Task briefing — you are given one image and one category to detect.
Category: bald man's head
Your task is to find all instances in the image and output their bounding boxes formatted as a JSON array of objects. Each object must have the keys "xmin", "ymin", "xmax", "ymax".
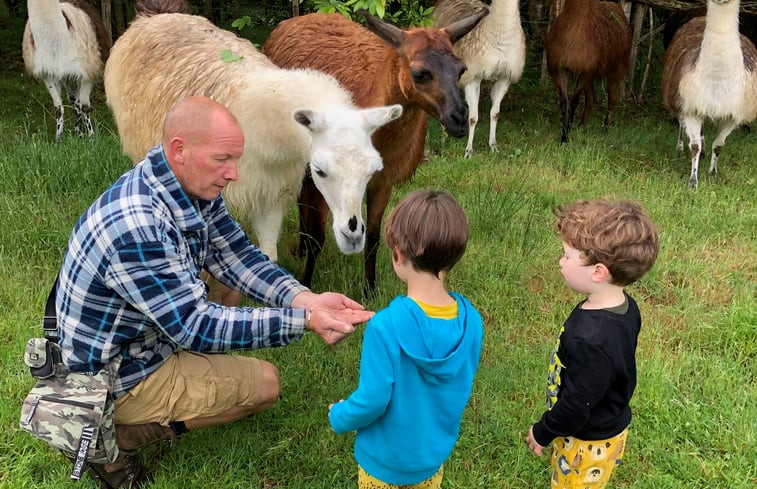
[
  {"xmin": 162, "ymin": 96, "xmax": 240, "ymax": 146},
  {"xmin": 161, "ymin": 96, "xmax": 245, "ymax": 201}
]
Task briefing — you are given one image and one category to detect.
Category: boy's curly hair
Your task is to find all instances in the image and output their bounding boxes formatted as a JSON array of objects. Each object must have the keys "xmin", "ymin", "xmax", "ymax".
[
  {"xmin": 554, "ymin": 200, "xmax": 659, "ymax": 286},
  {"xmin": 384, "ymin": 190, "xmax": 469, "ymax": 278}
]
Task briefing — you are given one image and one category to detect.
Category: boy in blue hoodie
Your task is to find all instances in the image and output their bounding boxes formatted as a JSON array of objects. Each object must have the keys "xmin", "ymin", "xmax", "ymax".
[{"xmin": 328, "ymin": 189, "xmax": 484, "ymax": 488}]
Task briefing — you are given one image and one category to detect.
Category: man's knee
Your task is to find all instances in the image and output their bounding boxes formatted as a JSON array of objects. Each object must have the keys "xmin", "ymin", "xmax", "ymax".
[{"xmin": 256, "ymin": 360, "xmax": 281, "ymax": 407}]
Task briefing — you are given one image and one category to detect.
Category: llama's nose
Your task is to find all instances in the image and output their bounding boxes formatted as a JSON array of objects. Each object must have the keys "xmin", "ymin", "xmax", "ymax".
[
  {"xmin": 341, "ymin": 219, "xmax": 365, "ymax": 247},
  {"xmin": 446, "ymin": 104, "xmax": 469, "ymax": 138}
]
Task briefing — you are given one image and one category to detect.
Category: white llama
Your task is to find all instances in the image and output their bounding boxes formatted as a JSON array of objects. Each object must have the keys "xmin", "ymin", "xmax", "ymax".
[
  {"xmin": 22, "ymin": 0, "xmax": 111, "ymax": 142},
  {"xmin": 662, "ymin": 0, "xmax": 757, "ymax": 187},
  {"xmin": 433, "ymin": 0, "xmax": 526, "ymax": 158}
]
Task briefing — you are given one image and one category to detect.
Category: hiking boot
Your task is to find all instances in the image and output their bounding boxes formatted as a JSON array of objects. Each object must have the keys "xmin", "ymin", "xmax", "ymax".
[
  {"xmin": 88, "ymin": 451, "xmax": 146, "ymax": 489},
  {"xmin": 115, "ymin": 423, "xmax": 177, "ymax": 452}
]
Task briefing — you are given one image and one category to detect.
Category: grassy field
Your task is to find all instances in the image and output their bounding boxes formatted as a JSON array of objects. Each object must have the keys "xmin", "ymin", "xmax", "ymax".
[{"xmin": 0, "ymin": 12, "xmax": 755, "ymax": 489}]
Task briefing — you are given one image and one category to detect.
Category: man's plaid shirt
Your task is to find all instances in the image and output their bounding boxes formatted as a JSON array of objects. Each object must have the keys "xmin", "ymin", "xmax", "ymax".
[{"xmin": 56, "ymin": 145, "xmax": 309, "ymax": 398}]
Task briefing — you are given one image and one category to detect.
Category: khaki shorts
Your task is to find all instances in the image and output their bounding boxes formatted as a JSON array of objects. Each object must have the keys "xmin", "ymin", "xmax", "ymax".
[{"xmin": 114, "ymin": 351, "xmax": 263, "ymax": 425}]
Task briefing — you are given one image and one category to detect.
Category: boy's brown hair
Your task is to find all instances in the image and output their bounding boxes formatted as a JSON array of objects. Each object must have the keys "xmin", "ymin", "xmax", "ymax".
[
  {"xmin": 384, "ymin": 190, "xmax": 469, "ymax": 278},
  {"xmin": 554, "ymin": 199, "xmax": 659, "ymax": 286}
]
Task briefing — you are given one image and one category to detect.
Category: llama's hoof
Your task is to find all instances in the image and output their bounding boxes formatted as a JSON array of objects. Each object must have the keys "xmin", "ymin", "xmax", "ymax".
[
  {"xmin": 688, "ymin": 177, "xmax": 698, "ymax": 188},
  {"xmin": 463, "ymin": 148, "xmax": 473, "ymax": 159},
  {"xmin": 489, "ymin": 144, "xmax": 499, "ymax": 154}
]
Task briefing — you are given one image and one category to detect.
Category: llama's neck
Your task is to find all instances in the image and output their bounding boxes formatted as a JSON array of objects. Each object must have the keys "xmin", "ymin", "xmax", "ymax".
[
  {"xmin": 490, "ymin": 0, "xmax": 522, "ymax": 28},
  {"xmin": 700, "ymin": 0, "xmax": 742, "ymax": 67},
  {"xmin": 27, "ymin": 0, "xmax": 68, "ymax": 31},
  {"xmin": 704, "ymin": 0, "xmax": 741, "ymax": 37}
]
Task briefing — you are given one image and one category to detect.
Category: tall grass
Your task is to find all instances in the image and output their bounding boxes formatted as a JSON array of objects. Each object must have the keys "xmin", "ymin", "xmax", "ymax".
[{"xmin": 0, "ymin": 17, "xmax": 755, "ymax": 489}]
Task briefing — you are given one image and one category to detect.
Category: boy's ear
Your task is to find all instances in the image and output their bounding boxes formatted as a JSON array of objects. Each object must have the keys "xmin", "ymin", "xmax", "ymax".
[
  {"xmin": 592, "ymin": 263, "xmax": 612, "ymax": 283},
  {"xmin": 392, "ymin": 249, "xmax": 405, "ymax": 265}
]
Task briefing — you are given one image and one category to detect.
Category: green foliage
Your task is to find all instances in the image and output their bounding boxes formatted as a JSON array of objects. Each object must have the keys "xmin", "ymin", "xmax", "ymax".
[
  {"xmin": 230, "ymin": 15, "xmax": 253, "ymax": 31},
  {"xmin": 310, "ymin": 0, "xmax": 434, "ymax": 26}
]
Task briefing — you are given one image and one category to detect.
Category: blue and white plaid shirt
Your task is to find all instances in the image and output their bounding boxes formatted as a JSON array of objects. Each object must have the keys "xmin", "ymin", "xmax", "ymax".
[{"xmin": 57, "ymin": 145, "xmax": 309, "ymax": 398}]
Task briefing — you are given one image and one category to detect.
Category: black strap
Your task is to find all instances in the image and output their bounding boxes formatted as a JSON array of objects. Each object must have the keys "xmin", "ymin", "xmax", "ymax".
[{"xmin": 43, "ymin": 275, "xmax": 59, "ymax": 340}]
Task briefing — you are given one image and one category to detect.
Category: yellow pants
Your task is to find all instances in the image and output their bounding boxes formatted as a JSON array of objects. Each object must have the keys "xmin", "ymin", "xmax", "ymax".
[
  {"xmin": 358, "ymin": 465, "xmax": 443, "ymax": 489},
  {"xmin": 550, "ymin": 429, "xmax": 628, "ymax": 488}
]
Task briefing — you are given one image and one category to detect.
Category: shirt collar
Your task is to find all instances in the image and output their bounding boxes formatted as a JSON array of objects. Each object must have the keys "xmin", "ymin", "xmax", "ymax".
[{"xmin": 141, "ymin": 144, "xmax": 215, "ymax": 233}]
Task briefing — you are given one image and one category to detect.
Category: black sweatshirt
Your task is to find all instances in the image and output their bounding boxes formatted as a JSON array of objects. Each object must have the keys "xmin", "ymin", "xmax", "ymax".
[{"xmin": 532, "ymin": 293, "xmax": 640, "ymax": 446}]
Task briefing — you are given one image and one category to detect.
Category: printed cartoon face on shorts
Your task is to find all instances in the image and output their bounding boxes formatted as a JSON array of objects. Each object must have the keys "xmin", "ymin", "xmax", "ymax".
[
  {"xmin": 587, "ymin": 442, "xmax": 611, "ymax": 461},
  {"xmin": 583, "ymin": 467, "xmax": 604, "ymax": 483}
]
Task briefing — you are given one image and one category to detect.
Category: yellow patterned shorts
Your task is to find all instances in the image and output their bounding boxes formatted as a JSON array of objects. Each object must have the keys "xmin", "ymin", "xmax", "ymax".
[
  {"xmin": 550, "ymin": 429, "xmax": 628, "ymax": 489},
  {"xmin": 358, "ymin": 465, "xmax": 443, "ymax": 489}
]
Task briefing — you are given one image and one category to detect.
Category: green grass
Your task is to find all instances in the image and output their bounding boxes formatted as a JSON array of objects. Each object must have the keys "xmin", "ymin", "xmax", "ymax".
[{"xmin": 1, "ymin": 15, "xmax": 756, "ymax": 489}]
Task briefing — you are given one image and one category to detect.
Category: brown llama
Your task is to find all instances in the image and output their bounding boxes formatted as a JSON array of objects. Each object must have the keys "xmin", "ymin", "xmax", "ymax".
[
  {"xmin": 545, "ymin": 0, "xmax": 632, "ymax": 144},
  {"xmin": 135, "ymin": 0, "xmax": 190, "ymax": 16},
  {"xmin": 263, "ymin": 9, "xmax": 487, "ymax": 291}
]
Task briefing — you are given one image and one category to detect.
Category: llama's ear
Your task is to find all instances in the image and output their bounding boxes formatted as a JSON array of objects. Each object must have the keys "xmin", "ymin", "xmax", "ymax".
[
  {"xmin": 294, "ymin": 109, "xmax": 326, "ymax": 133},
  {"xmin": 443, "ymin": 7, "xmax": 488, "ymax": 44},
  {"xmin": 362, "ymin": 104, "xmax": 403, "ymax": 133},
  {"xmin": 357, "ymin": 9, "xmax": 404, "ymax": 50}
]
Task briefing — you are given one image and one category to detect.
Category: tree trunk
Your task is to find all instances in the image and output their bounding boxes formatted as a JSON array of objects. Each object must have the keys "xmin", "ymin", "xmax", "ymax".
[
  {"xmin": 114, "ymin": 0, "xmax": 126, "ymax": 36},
  {"xmin": 101, "ymin": 0, "xmax": 113, "ymax": 41},
  {"xmin": 203, "ymin": 0, "xmax": 213, "ymax": 21}
]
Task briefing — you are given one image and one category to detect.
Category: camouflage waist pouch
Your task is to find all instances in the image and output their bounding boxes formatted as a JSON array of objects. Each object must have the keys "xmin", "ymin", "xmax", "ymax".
[{"xmin": 19, "ymin": 348, "xmax": 121, "ymax": 480}]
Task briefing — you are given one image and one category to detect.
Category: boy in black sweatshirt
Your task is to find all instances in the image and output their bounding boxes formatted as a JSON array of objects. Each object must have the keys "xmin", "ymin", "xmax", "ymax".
[{"xmin": 525, "ymin": 199, "xmax": 659, "ymax": 488}]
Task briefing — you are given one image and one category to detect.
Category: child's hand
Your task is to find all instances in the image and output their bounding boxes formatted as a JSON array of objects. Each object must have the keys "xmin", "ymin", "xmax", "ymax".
[
  {"xmin": 525, "ymin": 426, "xmax": 545, "ymax": 456},
  {"xmin": 328, "ymin": 400, "xmax": 344, "ymax": 412}
]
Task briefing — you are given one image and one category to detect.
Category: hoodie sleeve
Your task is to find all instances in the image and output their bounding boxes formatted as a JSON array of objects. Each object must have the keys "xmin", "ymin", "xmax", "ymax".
[{"xmin": 329, "ymin": 320, "xmax": 395, "ymax": 434}]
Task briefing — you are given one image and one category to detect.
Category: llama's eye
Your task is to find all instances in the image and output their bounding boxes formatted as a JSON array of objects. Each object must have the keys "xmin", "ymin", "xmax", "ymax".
[
  {"xmin": 411, "ymin": 69, "xmax": 432, "ymax": 83},
  {"xmin": 314, "ymin": 168, "xmax": 327, "ymax": 178}
]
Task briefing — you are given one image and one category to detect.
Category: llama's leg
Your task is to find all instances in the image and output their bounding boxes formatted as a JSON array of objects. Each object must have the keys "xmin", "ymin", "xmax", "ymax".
[
  {"xmin": 676, "ymin": 123, "xmax": 685, "ymax": 153},
  {"xmin": 75, "ymin": 78, "xmax": 95, "ymax": 138},
  {"xmin": 463, "ymin": 80, "xmax": 481, "ymax": 158},
  {"xmin": 682, "ymin": 115, "xmax": 703, "ymax": 188},
  {"xmin": 43, "ymin": 77, "xmax": 65, "ymax": 143},
  {"xmin": 709, "ymin": 120, "xmax": 738, "ymax": 176},
  {"xmin": 489, "ymin": 78, "xmax": 511, "ymax": 153},
  {"xmin": 298, "ymin": 176, "xmax": 329, "ymax": 288},
  {"xmin": 551, "ymin": 70, "xmax": 571, "ymax": 144},
  {"xmin": 579, "ymin": 82, "xmax": 595, "ymax": 126},
  {"xmin": 605, "ymin": 70, "xmax": 624, "ymax": 127},
  {"xmin": 63, "ymin": 79, "xmax": 83, "ymax": 137},
  {"xmin": 252, "ymin": 202, "xmax": 284, "ymax": 263},
  {"xmin": 568, "ymin": 80, "xmax": 582, "ymax": 127},
  {"xmin": 364, "ymin": 177, "xmax": 395, "ymax": 293}
]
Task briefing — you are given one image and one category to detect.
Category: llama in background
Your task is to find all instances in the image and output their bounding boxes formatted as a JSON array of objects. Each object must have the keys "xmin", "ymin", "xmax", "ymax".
[
  {"xmin": 661, "ymin": 0, "xmax": 757, "ymax": 188},
  {"xmin": 545, "ymin": 0, "xmax": 631, "ymax": 144},
  {"xmin": 433, "ymin": 0, "xmax": 526, "ymax": 158},
  {"xmin": 22, "ymin": 0, "xmax": 111, "ymax": 143}
]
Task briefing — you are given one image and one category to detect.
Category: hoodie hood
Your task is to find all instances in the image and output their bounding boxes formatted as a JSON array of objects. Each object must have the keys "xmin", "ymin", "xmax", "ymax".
[{"xmin": 387, "ymin": 293, "xmax": 480, "ymax": 384}]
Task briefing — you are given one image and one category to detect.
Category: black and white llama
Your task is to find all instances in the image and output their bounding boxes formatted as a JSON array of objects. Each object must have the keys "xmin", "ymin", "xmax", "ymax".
[{"xmin": 22, "ymin": 0, "xmax": 111, "ymax": 142}]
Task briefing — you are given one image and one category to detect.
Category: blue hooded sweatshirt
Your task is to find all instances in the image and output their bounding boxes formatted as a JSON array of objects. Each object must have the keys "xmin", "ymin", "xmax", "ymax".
[{"xmin": 329, "ymin": 293, "xmax": 483, "ymax": 484}]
